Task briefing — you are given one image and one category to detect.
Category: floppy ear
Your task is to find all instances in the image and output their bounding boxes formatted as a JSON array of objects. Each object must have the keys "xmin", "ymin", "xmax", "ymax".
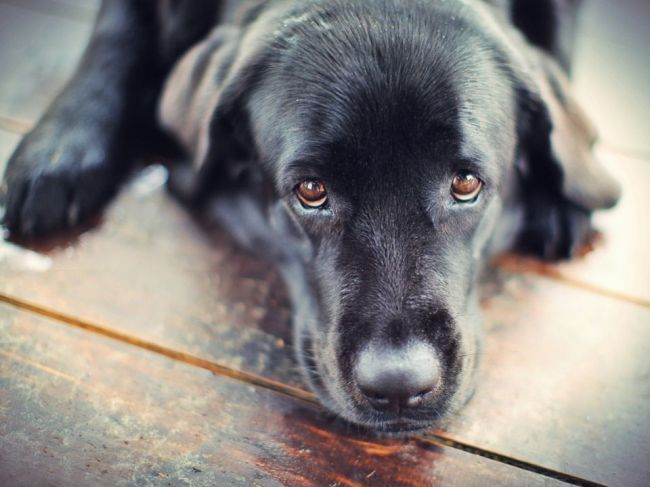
[
  {"xmin": 515, "ymin": 48, "xmax": 621, "ymax": 211},
  {"xmin": 158, "ymin": 24, "xmax": 260, "ymax": 203}
]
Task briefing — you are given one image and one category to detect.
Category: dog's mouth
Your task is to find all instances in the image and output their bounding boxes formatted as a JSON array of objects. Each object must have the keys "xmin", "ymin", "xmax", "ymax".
[
  {"xmin": 351, "ymin": 411, "xmax": 447, "ymax": 435},
  {"xmin": 364, "ymin": 419, "xmax": 435, "ymax": 435}
]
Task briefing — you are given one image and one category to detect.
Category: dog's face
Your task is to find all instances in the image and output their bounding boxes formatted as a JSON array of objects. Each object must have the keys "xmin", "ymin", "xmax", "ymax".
[
  {"xmin": 160, "ymin": 0, "xmax": 621, "ymax": 432},
  {"xmin": 250, "ymin": 3, "xmax": 517, "ymax": 431}
]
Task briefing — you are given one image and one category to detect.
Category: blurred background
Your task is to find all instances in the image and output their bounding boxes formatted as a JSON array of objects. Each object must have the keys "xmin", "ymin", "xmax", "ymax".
[
  {"xmin": 573, "ymin": 0, "xmax": 649, "ymax": 156},
  {"xmin": 0, "ymin": 0, "xmax": 648, "ymax": 157}
]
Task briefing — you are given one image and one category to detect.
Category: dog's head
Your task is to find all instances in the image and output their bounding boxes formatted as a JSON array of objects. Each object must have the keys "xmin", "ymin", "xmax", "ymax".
[{"xmin": 160, "ymin": 0, "xmax": 620, "ymax": 432}]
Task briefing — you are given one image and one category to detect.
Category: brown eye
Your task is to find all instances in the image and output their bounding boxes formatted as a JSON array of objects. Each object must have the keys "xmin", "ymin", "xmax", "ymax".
[
  {"xmin": 296, "ymin": 179, "xmax": 328, "ymax": 208},
  {"xmin": 451, "ymin": 171, "xmax": 483, "ymax": 202}
]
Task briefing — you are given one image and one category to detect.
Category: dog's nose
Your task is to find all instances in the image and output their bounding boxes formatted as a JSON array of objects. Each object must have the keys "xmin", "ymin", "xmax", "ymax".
[{"xmin": 355, "ymin": 342, "xmax": 440, "ymax": 413}]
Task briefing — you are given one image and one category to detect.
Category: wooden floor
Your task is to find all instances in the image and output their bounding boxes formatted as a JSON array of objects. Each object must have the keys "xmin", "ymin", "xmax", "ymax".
[{"xmin": 0, "ymin": 1, "xmax": 649, "ymax": 486}]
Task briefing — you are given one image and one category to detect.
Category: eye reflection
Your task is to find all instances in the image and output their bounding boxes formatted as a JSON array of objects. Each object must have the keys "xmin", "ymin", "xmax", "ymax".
[
  {"xmin": 296, "ymin": 179, "xmax": 328, "ymax": 209},
  {"xmin": 451, "ymin": 171, "xmax": 483, "ymax": 202}
]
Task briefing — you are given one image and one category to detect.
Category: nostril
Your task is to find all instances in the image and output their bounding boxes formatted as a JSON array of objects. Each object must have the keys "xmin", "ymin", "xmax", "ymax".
[
  {"xmin": 362, "ymin": 394, "xmax": 395, "ymax": 413},
  {"xmin": 415, "ymin": 388, "xmax": 433, "ymax": 398},
  {"xmin": 406, "ymin": 388, "xmax": 434, "ymax": 407},
  {"xmin": 411, "ymin": 389, "xmax": 433, "ymax": 400},
  {"xmin": 358, "ymin": 376, "xmax": 438, "ymax": 411},
  {"xmin": 359, "ymin": 384, "xmax": 436, "ymax": 412},
  {"xmin": 364, "ymin": 390, "xmax": 386, "ymax": 401},
  {"xmin": 359, "ymin": 387, "xmax": 391, "ymax": 408}
]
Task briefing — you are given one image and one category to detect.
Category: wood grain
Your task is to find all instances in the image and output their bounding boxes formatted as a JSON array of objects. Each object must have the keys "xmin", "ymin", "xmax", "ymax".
[{"xmin": 0, "ymin": 303, "xmax": 564, "ymax": 487}]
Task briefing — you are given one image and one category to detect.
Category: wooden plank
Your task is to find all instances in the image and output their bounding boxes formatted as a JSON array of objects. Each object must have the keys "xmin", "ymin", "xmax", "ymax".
[
  {"xmin": 497, "ymin": 147, "xmax": 650, "ymax": 305},
  {"xmin": 0, "ymin": 303, "xmax": 562, "ymax": 487},
  {"xmin": 446, "ymin": 269, "xmax": 650, "ymax": 487},
  {"xmin": 1, "ymin": 162, "xmax": 649, "ymax": 486},
  {"xmin": 0, "ymin": 2, "xmax": 93, "ymax": 127}
]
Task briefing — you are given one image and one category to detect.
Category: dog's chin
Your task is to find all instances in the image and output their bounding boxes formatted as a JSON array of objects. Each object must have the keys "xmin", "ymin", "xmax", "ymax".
[
  {"xmin": 310, "ymin": 386, "xmax": 443, "ymax": 435},
  {"xmin": 336, "ymin": 407, "xmax": 450, "ymax": 436},
  {"xmin": 347, "ymin": 402, "xmax": 454, "ymax": 436},
  {"xmin": 323, "ymin": 399, "xmax": 447, "ymax": 436}
]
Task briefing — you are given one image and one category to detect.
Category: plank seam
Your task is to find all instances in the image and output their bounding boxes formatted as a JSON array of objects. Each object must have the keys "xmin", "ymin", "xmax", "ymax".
[
  {"xmin": 492, "ymin": 255, "xmax": 650, "ymax": 309},
  {"xmin": 420, "ymin": 434, "xmax": 606, "ymax": 487},
  {"xmin": 0, "ymin": 292, "xmax": 607, "ymax": 487}
]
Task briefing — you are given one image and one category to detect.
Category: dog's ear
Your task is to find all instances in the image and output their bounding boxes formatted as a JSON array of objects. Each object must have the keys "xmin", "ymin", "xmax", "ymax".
[
  {"xmin": 159, "ymin": 24, "xmax": 263, "ymax": 202},
  {"xmin": 514, "ymin": 48, "xmax": 621, "ymax": 211}
]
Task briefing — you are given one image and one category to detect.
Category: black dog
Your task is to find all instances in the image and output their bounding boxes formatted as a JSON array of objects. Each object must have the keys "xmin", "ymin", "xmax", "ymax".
[{"xmin": 0, "ymin": 0, "xmax": 620, "ymax": 432}]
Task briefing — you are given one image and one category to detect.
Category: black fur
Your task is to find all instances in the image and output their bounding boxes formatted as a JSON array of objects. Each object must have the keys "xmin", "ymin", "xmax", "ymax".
[{"xmin": 0, "ymin": 0, "xmax": 620, "ymax": 432}]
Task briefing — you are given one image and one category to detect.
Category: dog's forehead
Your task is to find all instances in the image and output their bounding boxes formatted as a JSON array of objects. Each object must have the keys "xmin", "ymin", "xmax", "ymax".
[{"xmin": 249, "ymin": 1, "xmax": 516, "ymax": 188}]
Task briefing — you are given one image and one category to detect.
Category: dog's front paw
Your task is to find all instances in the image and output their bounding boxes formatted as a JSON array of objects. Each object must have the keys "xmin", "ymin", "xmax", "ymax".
[
  {"xmin": 1, "ymin": 122, "xmax": 122, "ymax": 237},
  {"xmin": 517, "ymin": 191, "xmax": 594, "ymax": 261}
]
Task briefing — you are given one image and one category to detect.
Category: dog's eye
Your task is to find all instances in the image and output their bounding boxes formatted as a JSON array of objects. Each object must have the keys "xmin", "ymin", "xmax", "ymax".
[
  {"xmin": 451, "ymin": 171, "xmax": 483, "ymax": 202},
  {"xmin": 296, "ymin": 179, "xmax": 328, "ymax": 209}
]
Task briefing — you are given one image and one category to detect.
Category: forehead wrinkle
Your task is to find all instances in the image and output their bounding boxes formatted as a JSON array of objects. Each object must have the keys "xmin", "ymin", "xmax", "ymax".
[
  {"xmin": 260, "ymin": 13, "xmax": 512, "ymax": 189},
  {"xmin": 256, "ymin": 0, "xmax": 515, "ymax": 206},
  {"xmin": 266, "ymin": 3, "xmax": 486, "ymax": 143}
]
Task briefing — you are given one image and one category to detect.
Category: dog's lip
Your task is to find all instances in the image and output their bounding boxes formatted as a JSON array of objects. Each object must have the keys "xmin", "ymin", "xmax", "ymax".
[{"xmin": 364, "ymin": 418, "xmax": 434, "ymax": 434}]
